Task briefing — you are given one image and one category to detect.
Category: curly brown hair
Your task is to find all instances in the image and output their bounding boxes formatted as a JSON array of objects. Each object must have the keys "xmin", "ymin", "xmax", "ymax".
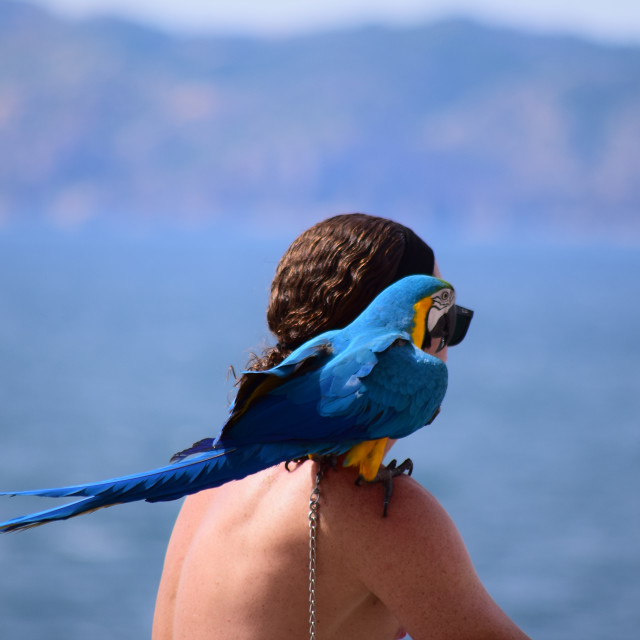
[{"xmin": 246, "ymin": 213, "xmax": 435, "ymax": 373}]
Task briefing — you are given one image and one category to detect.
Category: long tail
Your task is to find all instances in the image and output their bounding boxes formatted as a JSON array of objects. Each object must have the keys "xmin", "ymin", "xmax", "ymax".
[{"xmin": 0, "ymin": 441, "xmax": 321, "ymax": 532}]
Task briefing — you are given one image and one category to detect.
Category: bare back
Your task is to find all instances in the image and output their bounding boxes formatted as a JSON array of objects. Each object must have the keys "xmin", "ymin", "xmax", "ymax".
[{"xmin": 153, "ymin": 461, "xmax": 531, "ymax": 640}]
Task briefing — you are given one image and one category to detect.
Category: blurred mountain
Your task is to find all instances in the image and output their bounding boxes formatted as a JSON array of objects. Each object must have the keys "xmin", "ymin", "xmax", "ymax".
[{"xmin": 0, "ymin": 1, "xmax": 639, "ymax": 241}]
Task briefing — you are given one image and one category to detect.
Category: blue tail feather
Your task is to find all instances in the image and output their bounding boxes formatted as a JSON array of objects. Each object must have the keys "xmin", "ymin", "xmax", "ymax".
[
  {"xmin": 0, "ymin": 496, "xmax": 108, "ymax": 532},
  {"xmin": 0, "ymin": 446, "xmax": 255, "ymax": 531},
  {"xmin": 0, "ymin": 441, "xmax": 348, "ymax": 532},
  {"xmin": 169, "ymin": 437, "xmax": 216, "ymax": 463}
]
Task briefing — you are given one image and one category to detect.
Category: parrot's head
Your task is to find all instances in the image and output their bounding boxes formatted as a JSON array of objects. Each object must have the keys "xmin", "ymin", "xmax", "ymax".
[{"xmin": 356, "ymin": 275, "xmax": 457, "ymax": 352}]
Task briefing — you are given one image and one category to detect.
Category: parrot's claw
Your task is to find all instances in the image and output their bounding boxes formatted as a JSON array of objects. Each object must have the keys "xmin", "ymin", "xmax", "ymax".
[
  {"xmin": 284, "ymin": 454, "xmax": 339, "ymax": 473},
  {"xmin": 386, "ymin": 458, "xmax": 414, "ymax": 477},
  {"xmin": 316, "ymin": 454, "xmax": 339, "ymax": 473},
  {"xmin": 355, "ymin": 458, "xmax": 414, "ymax": 517},
  {"xmin": 284, "ymin": 457, "xmax": 308, "ymax": 471}
]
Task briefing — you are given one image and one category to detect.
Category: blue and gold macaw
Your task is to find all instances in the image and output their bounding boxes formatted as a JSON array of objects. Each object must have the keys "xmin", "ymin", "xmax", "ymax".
[{"xmin": 0, "ymin": 275, "xmax": 457, "ymax": 532}]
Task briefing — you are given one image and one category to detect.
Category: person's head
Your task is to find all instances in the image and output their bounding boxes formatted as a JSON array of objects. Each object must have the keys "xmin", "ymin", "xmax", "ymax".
[{"xmin": 249, "ymin": 213, "xmax": 446, "ymax": 371}]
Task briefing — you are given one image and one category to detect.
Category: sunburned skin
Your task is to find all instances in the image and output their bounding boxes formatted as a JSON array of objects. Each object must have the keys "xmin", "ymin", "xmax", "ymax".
[
  {"xmin": 153, "ymin": 456, "xmax": 530, "ymax": 640},
  {"xmin": 153, "ymin": 461, "xmax": 409, "ymax": 640}
]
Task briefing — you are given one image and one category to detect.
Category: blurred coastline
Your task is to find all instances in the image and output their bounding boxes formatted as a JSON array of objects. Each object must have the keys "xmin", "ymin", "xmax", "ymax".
[{"xmin": 1, "ymin": 1, "xmax": 640, "ymax": 245}]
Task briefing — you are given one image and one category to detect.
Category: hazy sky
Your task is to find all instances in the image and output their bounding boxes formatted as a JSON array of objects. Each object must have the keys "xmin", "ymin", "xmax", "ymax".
[{"xmin": 21, "ymin": 0, "xmax": 640, "ymax": 44}]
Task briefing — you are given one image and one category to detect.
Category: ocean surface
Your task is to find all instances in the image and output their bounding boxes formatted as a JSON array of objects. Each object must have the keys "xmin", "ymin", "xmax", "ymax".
[{"xmin": 0, "ymin": 225, "xmax": 638, "ymax": 639}]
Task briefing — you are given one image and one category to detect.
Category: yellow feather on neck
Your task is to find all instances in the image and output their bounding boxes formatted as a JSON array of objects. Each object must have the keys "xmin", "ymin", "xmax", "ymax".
[
  {"xmin": 344, "ymin": 438, "xmax": 388, "ymax": 481},
  {"xmin": 342, "ymin": 297, "xmax": 433, "ymax": 482},
  {"xmin": 411, "ymin": 297, "xmax": 432, "ymax": 349}
]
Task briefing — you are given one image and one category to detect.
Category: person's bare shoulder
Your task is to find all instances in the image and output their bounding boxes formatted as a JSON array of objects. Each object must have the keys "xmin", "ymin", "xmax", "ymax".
[{"xmin": 320, "ymin": 468, "xmax": 531, "ymax": 640}]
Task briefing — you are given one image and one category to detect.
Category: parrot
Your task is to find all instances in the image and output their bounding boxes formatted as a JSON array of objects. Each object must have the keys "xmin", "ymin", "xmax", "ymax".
[{"xmin": 0, "ymin": 274, "xmax": 457, "ymax": 532}]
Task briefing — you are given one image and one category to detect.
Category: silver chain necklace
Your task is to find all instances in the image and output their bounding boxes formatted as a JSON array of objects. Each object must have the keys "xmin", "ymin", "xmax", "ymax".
[{"xmin": 308, "ymin": 465, "xmax": 324, "ymax": 640}]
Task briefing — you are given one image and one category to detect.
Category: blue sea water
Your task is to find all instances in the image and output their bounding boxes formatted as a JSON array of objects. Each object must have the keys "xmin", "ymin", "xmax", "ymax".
[{"xmin": 0, "ymin": 225, "xmax": 638, "ymax": 639}]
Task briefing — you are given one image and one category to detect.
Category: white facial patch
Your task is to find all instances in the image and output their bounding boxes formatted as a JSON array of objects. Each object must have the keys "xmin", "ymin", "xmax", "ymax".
[{"xmin": 427, "ymin": 288, "xmax": 456, "ymax": 332}]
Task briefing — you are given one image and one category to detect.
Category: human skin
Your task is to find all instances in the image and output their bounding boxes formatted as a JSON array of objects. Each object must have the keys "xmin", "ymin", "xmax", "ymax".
[
  {"xmin": 152, "ymin": 461, "xmax": 531, "ymax": 640},
  {"xmin": 152, "ymin": 263, "xmax": 531, "ymax": 640}
]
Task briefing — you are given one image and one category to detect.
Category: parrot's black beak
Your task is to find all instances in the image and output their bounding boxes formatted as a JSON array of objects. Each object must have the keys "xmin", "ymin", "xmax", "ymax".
[
  {"xmin": 429, "ymin": 309, "xmax": 452, "ymax": 352},
  {"xmin": 423, "ymin": 332, "xmax": 446, "ymax": 353}
]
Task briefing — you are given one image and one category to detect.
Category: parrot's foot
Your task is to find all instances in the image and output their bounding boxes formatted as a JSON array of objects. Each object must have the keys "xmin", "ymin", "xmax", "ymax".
[
  {"xmin": 284, "ymin": 457, "xmax": 308, "ymax": 471},
  {"xmin": 315, "ymin": 454, "xmax": 339, "ymax": 473},
  {"xmin": 355, "ymin": 458, "xmax": 414, "ymax": 517},
  {"xmin": 284, "ymin": 454, "xmax": 339, "ymax": 473}
]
